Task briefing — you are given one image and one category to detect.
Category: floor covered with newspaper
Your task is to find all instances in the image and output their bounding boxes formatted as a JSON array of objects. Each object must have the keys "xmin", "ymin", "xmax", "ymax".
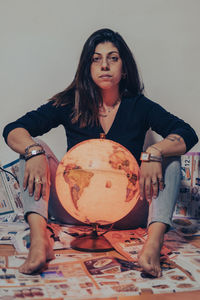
[
  {"xmin": 0, "ymin": 154, "xmax": 200, "ymax": 299},
  {"xmin": 1, "ymin": 219, "xmax": 200, "ymax": 299}
]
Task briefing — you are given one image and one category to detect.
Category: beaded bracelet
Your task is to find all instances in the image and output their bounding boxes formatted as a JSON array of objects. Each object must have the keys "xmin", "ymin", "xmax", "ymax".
[{"xmin": 25, "ymin": 149, "xmax": 45, "ymax": 161}]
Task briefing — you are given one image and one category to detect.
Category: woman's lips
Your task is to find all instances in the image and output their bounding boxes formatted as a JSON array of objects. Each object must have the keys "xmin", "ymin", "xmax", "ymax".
[{"xmin": 99, "ymin": 74, "xmax": 112, "ymax": 78}]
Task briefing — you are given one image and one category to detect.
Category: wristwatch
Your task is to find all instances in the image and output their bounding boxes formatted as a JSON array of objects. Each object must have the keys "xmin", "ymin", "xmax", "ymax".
[{"xmin": 140, "ymin": 152, "xmax": 162, "ymax": 162}]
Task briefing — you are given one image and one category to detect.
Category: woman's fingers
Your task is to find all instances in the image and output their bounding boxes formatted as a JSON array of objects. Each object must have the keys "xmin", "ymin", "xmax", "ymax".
[
  {"xmin": 41, "ymin": 175, "xmax": 50, "ymax": 201},
  {"xmin": 23, "ymin": 155, "xmax": 50, "ymax": 201},
  {"xmin": 144, "ymin": 177, "xmax": 152, "ymax": 202},
  {"xmin": 151, "ymin": 177, "xmax": 159, "ymax": 199},
  {"xmin": 151, "ymin": 176, "xmax": 165, "ymax": 200},
  {"xmin": 139, "ymin": 161, "xmax": 164, "ymax": 201},
  {"xmin": 28, "ymin": 176, "xmax": 35, "ymax": 197},
  {"xmin": 34, "ymin": 178, "xmax": 42, "ymax": 200},
  {"xmin": 30, "ymin": 176, "xmax": 49, "ymax": 201}
]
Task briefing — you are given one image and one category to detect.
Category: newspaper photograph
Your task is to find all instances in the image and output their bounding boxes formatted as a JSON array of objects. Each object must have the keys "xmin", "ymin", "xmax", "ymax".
[
  {"xmin": 104, "ymin": 228, "xmax": 171, "ymax": 262},
  {"xmin": 3, "ymin": 159, "xmax": 24, "ymax": 214},
  {"xmin": 0, "ymin": 170, "xmax": 15, "ymax": 216},
  {"xmin": 174, "ymin": 153, "xmax": 200, "ymax": 218}
]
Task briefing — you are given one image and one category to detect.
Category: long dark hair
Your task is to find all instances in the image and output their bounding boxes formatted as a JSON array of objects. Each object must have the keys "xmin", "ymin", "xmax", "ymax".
[{"xmin": 50, "ymin": 28, "xmax": 144, "ymax": 127}]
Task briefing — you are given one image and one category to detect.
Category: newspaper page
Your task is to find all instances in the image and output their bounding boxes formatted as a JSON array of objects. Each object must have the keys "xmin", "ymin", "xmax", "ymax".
[
  {"xmin": 174, "ymin": 152, "xmax": 200, "ymax": 218},
  {"xmin": 104, "ymin": 228, "xmax": 171, "ymax": 262},
  {"xmin": 0, "ymin": 223, "xmax": 27, "ymax": 245},
  {"xmin": 0, "ymin": 167, "xmax": 15, "ymax": 215},
  {"xmin": 1, "ymin": 228, "xmax": 200, "ymax": 298},
  {"xmin": 83, "ymin": 254, "xmax": 200, "ymax": 296},
  {"xmin": 3, "ymin": 252, "xmax": 200, "ymax": 298},
  {"xmin": 172, "ymin": 216, "xmax": 200, "ymax": 237},
  {"xmin": 3, "ymin": 159, "xmax": 24, "ymax": 215},
  {"xmin": 11, "ymin": 223, "xmax": 110, "ymax": 253}
]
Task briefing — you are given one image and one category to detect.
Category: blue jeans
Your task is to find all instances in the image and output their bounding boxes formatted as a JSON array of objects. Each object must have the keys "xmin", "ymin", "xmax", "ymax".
[{"xmin": 19, "ymin": 139, "xmax": 181, "ymax": 229}]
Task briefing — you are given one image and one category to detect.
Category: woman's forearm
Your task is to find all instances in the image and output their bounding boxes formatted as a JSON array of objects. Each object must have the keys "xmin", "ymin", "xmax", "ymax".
[
  {"xmin": 7, "ymin": 128, "xmax": 37, "ymax": 155},
  {"xmin": 146, "ymin": 134, "xmax": 187, "ymax": 157}
]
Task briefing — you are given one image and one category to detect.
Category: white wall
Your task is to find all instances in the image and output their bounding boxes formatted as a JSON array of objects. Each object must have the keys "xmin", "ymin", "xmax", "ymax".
[{"xmin": 1, "ymin": 0, "xmax": 199, "ymax": 165}]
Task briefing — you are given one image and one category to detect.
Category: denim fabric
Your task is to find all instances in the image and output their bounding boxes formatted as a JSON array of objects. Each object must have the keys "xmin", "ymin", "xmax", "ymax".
[{"xmin": 19, "ymin": 139, "xmax": 181, "ymax": 229}]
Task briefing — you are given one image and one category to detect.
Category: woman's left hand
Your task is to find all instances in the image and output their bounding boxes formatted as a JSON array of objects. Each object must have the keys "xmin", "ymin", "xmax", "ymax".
[{"xmin": 139, "ymin": 161, "xmax": 165, "ymax": 202}]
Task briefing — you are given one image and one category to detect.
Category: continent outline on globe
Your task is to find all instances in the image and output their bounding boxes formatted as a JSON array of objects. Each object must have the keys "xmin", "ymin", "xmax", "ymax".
[{"xmin": 56, "ymin": 139, "xmax": 140, "ymax": 225}]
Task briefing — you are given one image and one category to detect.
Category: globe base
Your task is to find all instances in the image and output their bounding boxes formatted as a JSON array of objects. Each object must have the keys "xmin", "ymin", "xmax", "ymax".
[{"xmin": 71, "ymin": 234, "xmax": 113, "ymax": 252}]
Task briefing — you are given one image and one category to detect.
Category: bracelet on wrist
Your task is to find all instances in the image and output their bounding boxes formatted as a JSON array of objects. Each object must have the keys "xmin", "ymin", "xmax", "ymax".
[
  {"xmin": 25, "ymin": 149, "xmax": 45, "ymax": 161},
  {"xmin": 148, "ymin": 145, "xmax": 163, "ymax": 156},
  {"xmin": 25, "ymin": 143, "xmax": 43, "ymax": 155}
]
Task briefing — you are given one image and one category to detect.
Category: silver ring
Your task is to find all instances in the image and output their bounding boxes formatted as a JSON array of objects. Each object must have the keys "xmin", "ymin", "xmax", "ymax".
[{"xmin": 35, "ymin": 178, "xmax": 42, "ymax": 184}]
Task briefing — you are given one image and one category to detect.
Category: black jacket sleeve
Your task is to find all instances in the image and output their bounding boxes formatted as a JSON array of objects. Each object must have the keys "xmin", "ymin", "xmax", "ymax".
[
  {"xmin": 3, "ymin": 101, "xmax": 65, "ymax": 144},
  {"xmin": 143, "ymin": 97, "xmax": 198, "ymax": 152}
]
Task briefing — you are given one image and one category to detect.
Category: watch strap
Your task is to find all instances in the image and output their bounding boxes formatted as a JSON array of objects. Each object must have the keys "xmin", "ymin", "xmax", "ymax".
[
  {"xmin": 149, "ymin": 154, "xmax": 162, "ymax": 162},
  {"xmin": 140, "ymin": 152, "xmax": 162, "ymax": 162}
]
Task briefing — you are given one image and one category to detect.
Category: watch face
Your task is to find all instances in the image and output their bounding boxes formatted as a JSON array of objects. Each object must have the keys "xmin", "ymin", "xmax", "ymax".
[
  {"xmin": 140, "ymin": 153, "xmax": 150, "ymax": 161},
  {"xmin": 31, "ymin": 150, "xmax": 37, "ymax": 155}
]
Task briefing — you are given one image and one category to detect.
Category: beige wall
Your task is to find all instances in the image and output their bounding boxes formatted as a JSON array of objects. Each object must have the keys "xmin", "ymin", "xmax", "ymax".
[{"xmin": 1, "ymin": 0, "xmax": 199, "ymax": 164}]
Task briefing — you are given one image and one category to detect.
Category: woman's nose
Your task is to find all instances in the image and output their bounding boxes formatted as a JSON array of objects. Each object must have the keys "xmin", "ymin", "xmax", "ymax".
[{"xmin": 101, "ymin": 58, "xmax": 110, "ymax": 70}]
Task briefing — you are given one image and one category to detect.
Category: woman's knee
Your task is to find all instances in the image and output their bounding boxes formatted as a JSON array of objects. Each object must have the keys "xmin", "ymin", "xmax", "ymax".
[{"xmin": 163, "ymin": 156, "xmax": 181, "ymax": 179}]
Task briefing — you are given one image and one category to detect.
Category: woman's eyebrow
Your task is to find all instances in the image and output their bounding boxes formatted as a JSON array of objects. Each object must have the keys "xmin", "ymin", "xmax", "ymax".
[
  {"xmin": 108, "ymin": 51, "xmax": 119, "ymax": 55},
  {"xmin": 93, "ymin": 51, "xmax": 119, "ymax": 55}
]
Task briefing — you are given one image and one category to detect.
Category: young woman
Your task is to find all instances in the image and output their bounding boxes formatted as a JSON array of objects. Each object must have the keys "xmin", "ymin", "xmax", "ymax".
[{"xmin": 3, "ymin": 28, "xmax": 198, "ymax": 277}]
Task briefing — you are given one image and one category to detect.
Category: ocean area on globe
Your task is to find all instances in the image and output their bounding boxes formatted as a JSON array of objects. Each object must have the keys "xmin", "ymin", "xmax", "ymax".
[{"xmin": 56, "ymin": 139, "xmax": 140, "ymax": 225}]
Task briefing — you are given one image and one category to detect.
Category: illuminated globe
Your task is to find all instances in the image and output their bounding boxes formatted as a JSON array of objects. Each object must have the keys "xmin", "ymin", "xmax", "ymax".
[{"xmin": 56, "ymin": 139, "xmax": 140, "ymax": 226}]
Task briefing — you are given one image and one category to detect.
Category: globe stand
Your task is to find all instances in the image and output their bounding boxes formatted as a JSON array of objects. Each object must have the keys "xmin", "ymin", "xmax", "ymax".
[{"xmin": 70, "ymin": 223, "xmax": 114, "ymax": 252}]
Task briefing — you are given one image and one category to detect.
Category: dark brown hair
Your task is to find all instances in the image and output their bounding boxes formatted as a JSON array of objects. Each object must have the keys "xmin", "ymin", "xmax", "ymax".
[{"xmin": 50, "ymin": 28, "xmax": 144, "ymax": 127}]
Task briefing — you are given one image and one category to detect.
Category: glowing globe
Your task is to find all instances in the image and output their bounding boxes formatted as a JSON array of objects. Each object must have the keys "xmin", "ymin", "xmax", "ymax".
[{"xmin": 56, "ymin": 139, "xmax": 140, "ymax": 225}]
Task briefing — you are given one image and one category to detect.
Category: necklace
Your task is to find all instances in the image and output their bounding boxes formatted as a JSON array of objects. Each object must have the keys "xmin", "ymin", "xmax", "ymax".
[{"xmin": 99, "ymin": 98, "xmax": 121, "ymax": 118}]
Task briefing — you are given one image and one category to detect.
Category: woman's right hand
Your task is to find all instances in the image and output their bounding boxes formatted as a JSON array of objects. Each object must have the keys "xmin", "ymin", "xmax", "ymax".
[{"xmin": 23, "ymin": 154, "xmax": 50, "ymax": 201}]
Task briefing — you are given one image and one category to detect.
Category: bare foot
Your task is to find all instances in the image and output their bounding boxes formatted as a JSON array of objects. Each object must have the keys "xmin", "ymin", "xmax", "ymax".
[
  {"xmin": 19, "ymin": 235, "xmax": 54, "ymax": 274},
  {"xmin": 138, "ymin": 238, "xmax": 163, "ymax": 277}
]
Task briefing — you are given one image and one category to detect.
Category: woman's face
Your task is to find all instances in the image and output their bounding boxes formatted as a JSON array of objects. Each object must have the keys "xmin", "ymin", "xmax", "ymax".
[{"xmin": 90, "ymin": 42, "xmax": 123, "ymax": 92}]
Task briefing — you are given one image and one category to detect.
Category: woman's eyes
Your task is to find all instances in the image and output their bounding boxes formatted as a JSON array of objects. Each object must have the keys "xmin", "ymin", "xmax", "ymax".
[
  {"xmin": 92, "ymin": 56, "xmax": 101, "ymax": 62},
  {"xmin": 108, "ymin": 56, "xmax": 119, "ymax": 62},
  {"xmin": 92, "ymin": 55, "xmax": 119, "ymax": 63}
]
